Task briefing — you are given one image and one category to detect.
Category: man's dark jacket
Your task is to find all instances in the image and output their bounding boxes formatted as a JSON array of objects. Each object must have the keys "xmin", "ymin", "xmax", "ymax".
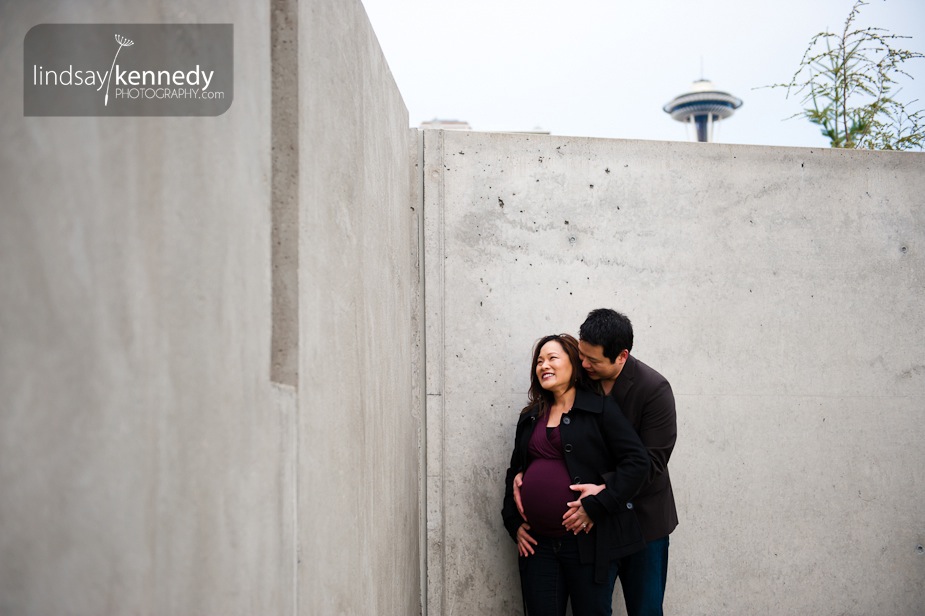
[{"xmin": 609, "ymin": 355, "xmax": 678, "ymax": 542}]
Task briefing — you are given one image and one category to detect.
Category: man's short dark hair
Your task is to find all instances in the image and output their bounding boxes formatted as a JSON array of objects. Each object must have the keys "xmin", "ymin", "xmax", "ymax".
[{"xmin": 579, "ymin": 308, "xmax": 634, "ymax": 362}]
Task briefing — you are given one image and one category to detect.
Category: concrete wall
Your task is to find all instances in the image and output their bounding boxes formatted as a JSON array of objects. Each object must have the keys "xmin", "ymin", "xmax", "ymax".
[
  {"xmin": 0, "ymin": 1, "xmax": 420, "ymax": 614},
  {"xmin": 297, "ymin": 0, "xmax": 422, "ymax": 614},
  {"xmin": 423, "ymin": 129, "xmax": 925, "ymax": 615}
]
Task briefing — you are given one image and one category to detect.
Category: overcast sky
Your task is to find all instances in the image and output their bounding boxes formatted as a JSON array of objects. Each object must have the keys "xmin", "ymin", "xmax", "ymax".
[{"xmin": 360, "ymin": 0, "xmax": 925, "ymax": 148}]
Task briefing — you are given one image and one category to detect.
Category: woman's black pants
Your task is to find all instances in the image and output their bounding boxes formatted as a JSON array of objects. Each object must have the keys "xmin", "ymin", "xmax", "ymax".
[{"xmin": 519, "ymin": 532, "xmax": 619, "ymax": 616}]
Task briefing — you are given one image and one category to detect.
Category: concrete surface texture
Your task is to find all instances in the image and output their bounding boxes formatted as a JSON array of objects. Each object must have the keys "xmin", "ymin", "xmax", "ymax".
[
  {"xmin": 423, "ymin": 128, "xmax": 925, "ymax": 615},
  {"xmin": 1, "ymin": 0, "xmax": 420, "ymax": 615},
  {"xmin": 296, "ymin": 0, "xmax": 421, "ymax": 613}
]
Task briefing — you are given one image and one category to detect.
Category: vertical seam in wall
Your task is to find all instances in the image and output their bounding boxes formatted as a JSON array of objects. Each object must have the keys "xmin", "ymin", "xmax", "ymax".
[
  {"xmin": 423, "ymin": 129, "xmax": 446, "ymax": 616},
  {"xmin": 270, "ymin": 0, "xmax": 299, "ymax": 388},
  {"xmin": 412, "ymin": 127, "xmax": 427, "ymax": 616},
  {"xmin": 270, "ymin": 1, "xmax": 299, "ymax": 614},
  {"xmin": 292, "ymin": 390, "xmax": 299, "ymax": 616}
]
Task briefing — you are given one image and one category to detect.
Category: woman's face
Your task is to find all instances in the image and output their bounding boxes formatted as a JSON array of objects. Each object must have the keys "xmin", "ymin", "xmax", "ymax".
[{"xmin": 535, "ymin": 339, "xmax": 574, "ymax": 392}]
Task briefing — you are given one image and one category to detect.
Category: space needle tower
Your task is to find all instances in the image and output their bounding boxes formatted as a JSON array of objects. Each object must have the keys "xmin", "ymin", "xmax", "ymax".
[{"xmin": 663, "ymin": 79, "xmax": 743, "ymax": 142}]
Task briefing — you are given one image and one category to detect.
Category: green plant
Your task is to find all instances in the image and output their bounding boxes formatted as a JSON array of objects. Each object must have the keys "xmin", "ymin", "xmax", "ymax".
[{"xmin": 773, "ymin": 0, "xmax": 924, "ymax": 150}]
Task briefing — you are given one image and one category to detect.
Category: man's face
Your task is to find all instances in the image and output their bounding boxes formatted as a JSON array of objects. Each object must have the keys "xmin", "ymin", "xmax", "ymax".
[{"xmin": 578, "ymin": 340, "xmax": 626, "ymax": 382}]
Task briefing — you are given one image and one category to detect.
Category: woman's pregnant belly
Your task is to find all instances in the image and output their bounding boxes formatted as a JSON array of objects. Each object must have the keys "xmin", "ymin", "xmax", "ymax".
[{"xmin": 520, "ymin": 458, "xmax": 577, "ymax": 537}]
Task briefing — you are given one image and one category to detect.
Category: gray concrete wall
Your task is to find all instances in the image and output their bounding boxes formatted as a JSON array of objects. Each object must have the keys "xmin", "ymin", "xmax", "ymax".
[
  {"xmin": 0, "ymin": 1, "xmax": 420, "ymax": 615},
  {"xmin": 297, "ymin": 0, "xmax": 421, "ymax": 614},
  {"xmin": 423, "ymin": 129, "xmax": 925, "ymax": 615}
]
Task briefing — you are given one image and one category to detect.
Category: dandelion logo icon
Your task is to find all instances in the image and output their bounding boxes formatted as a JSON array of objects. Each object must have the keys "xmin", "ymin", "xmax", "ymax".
[{"xmin": 102, "ymin": 34, "xmax": 134, "ymax": 106}]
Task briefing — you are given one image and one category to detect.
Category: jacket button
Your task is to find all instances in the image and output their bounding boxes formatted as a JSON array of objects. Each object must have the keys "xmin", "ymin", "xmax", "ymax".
[
  {"xmin": 626, "ymin": 502, "xmax": 634, "ymax": 510},
  {"xmin": 564, "ymin": 444, "xmax": 573, "ymax": 453},
  {"xmin": 573, "ymin": 476, "xmax": 581, "ymax": 483},
  {"xmin": 562, "ymin": 416, "xmax": 570, "ymax": 425}
]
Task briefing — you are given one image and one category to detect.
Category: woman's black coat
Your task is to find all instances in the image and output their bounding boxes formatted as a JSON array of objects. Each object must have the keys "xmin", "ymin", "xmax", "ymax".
[{"xmin": 501, "ymin": 387, "xmax": 650, "ymax": 582}]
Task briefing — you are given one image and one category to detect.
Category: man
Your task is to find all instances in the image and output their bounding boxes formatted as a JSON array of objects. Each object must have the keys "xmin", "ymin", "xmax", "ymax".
[{"xmin": 577, "ymin": 308, "xmax": 677, "ymax": 616}]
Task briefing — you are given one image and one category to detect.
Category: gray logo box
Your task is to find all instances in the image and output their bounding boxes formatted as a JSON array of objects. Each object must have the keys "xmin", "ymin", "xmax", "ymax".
[{"xmin": 24, "ymin": 24, "xmax": 233, "ymax": 116}]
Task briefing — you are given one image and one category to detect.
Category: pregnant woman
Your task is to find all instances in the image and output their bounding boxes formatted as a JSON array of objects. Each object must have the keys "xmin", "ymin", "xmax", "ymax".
[{"xmin": 501, "ymin": 333, "xmax": 650, "ymax": 616}]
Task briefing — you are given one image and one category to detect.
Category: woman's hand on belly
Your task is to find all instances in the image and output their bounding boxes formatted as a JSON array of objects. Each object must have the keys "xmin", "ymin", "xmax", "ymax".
[
  {"xmin": 513, "ymin": 472, "xmax": 526, "ymax": 521},
  {"xmin": 516, "ymin": 523, "xmax": 537, "ymax": 557}
]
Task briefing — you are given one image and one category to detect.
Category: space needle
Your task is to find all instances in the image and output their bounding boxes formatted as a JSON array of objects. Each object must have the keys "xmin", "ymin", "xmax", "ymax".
[{"xmin": 663, "ymin": 79, "xmax": 743, "ymax": 142}]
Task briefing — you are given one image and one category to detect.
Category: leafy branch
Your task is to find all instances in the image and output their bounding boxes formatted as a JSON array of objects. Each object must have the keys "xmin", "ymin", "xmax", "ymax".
[{"xmin": 769, "ymin": 0, "xmax": 924, "ymax": 150}]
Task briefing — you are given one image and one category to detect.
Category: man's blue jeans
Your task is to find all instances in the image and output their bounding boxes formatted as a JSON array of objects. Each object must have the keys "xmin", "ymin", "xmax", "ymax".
[
  {"xmin": 617, "ymin": 536, "xmax": 670, "ymax": 616},
  {"xmin": 519, "ymin": 532, "xmax": 619, "ymax": 616}
]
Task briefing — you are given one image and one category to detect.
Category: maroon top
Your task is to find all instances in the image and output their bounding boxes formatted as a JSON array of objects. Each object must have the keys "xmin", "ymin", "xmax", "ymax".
[{"xmin": 519, "ymin": 421, "xmax": 577, "ymax": 537}]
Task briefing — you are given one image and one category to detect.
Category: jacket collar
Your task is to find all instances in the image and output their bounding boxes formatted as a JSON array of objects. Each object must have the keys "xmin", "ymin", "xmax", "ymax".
[
  {"xmin": 520, "ymin": 386, "xmax": 605, "ymax": 422},
  {"xmin": 612, "ymin": 354, "xmax": 636, "ymax": 399},
  {"xmin": 573, "ymin": 387, "xmax": 606, "ymax": 414}
]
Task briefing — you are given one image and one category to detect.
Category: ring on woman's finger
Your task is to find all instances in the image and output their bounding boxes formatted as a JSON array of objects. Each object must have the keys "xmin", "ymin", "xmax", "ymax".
[{"xmin": 581, "ymin": 523, "xmax": 586, "ymax": 528}]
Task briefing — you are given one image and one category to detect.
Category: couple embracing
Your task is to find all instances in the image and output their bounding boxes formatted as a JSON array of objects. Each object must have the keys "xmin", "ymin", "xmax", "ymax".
[{"xmin": 501, "ymin": 309, "xmax": 678, "ymax": 616}]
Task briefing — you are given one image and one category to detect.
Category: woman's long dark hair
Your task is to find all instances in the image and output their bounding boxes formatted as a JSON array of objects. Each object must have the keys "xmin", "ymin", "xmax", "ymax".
[{"xmin": 520, "ymin": 333, "xmax": 591, "ymax": 416}]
